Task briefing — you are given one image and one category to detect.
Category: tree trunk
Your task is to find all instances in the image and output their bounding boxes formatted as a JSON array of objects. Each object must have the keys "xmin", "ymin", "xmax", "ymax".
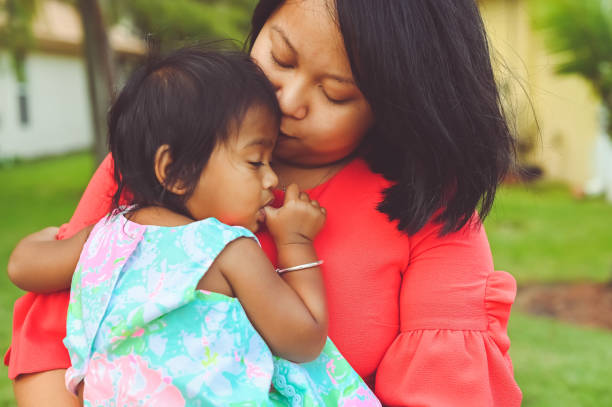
[{"xmin": 76, "ymin": 0, "xmax": 115, "ymax": 165}]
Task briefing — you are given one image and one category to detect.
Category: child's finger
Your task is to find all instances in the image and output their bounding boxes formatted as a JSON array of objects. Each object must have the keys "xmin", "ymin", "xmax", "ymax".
[
  {"xmin": 33, "ymin": 226, "xmax": 61, "ymax": 241},
  {"xmin": 284, "ymin": 184, "xmax": 300, "ymax": 204},
  {"xmin": 299, "ymin": 192, "xmax": 310, "ymax": 201},
  {"xmin": 263, "ymin": 205, "xmax": 278, "ymax": 221}
]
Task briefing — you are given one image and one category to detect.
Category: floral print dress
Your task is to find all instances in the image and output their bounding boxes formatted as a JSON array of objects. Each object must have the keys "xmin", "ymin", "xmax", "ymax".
[{"xmin": 64, "ymin": 212, "xmax": 380, "ymax": 406}]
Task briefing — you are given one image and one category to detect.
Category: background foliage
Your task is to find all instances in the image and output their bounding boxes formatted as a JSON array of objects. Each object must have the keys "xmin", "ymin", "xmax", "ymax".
[{"xmin": 529, "ymin": 0, "xmax": 612, "ymax": 137}]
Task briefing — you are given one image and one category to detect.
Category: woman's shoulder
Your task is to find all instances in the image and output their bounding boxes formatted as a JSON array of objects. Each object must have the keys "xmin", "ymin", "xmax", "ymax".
[
  {"xmin": 323, "ymin": 159, "xmax": 491, "ymax": 250},
  {"xmin": 321, "ymin": 158, "xmax": 410, "ymax": 248},
  {"xmin": 338, "ymin": 158, "xmax": 392, "ymax": 188},
  {"xmin": 323, "ymin": 158, "xmax": 392, "ymax": 206}
]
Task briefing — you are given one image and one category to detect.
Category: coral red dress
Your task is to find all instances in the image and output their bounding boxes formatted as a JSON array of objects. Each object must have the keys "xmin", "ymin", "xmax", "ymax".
[{"xmin": 5, "ymin": 154, "xmax": 522, "ymax": 406}]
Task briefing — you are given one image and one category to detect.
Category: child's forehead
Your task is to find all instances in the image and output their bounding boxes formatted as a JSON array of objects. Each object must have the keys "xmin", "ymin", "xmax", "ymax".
[{"xmin": 229, "ymin": 105, "xmax": 279, "ymax": 148}]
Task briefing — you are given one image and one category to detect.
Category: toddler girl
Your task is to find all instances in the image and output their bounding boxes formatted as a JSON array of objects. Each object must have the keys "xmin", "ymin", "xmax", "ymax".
[{"xmin": 12, "ymin": 48, "xmax": 379, "ymax": 406}]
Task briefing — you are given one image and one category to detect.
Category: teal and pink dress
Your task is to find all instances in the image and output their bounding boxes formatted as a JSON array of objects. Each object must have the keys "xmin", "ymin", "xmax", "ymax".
[{"xmin": 63, "ymin": 211, "xmax": 380, "ymax": 406}]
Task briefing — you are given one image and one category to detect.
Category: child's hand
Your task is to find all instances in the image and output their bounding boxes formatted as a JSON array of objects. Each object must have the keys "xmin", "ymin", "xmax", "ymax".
[
  {"xmin": 24, "ymin": 226, "xmax": 61, "ymax": 242},
  {"xmin": 8, "ymin": 224, "xmax": 94, "ymax": 293},
  {"xmin": 264, "ymin": 184, "xmax": 326, "ymax": 246}
]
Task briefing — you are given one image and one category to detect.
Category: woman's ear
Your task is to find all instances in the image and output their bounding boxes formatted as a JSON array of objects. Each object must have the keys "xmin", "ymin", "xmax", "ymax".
[{"xmin": 154, "ymin": 145, "xmax": 187, "ymax": 195}]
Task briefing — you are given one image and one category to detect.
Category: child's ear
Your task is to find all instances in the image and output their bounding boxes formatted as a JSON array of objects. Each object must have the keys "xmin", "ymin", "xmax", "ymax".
[{"xmin": 154, "ymin": 145, "xmax": 188, "ymax": 195}]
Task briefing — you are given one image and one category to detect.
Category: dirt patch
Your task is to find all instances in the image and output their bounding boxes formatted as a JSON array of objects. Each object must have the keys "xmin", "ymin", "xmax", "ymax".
[{"xmin": 515, "ymin": 282, "xmax": 612, "ymax": 330}]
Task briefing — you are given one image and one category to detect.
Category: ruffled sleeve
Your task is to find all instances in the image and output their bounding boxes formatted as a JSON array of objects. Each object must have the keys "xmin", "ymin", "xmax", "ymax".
[{"xmin": 374, "ymin": 219, "xmax": 522, "ymax": 406}]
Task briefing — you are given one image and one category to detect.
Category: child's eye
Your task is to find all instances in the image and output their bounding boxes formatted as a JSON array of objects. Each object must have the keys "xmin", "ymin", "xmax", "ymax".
[{"xmin": 249, "ymin": 161, "xmax": 264, "ymax": 168}]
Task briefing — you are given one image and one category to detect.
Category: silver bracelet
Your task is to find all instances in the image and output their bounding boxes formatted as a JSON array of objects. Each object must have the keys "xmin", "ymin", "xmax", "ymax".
[{"xmin": 275, "ymin": 260, "xmax": 324, "ymax": 274}]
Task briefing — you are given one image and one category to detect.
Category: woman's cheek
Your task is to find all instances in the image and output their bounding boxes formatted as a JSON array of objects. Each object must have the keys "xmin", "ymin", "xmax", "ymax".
[{"xmin": 322, "ymin": 114, "xmax": 367, "ymax": 149}]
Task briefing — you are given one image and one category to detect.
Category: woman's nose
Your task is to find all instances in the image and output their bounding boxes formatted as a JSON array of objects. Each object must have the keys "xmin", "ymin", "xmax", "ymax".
[{"xmin": 276, "ymin": 78, "xmax": 308, "ymax": 120}]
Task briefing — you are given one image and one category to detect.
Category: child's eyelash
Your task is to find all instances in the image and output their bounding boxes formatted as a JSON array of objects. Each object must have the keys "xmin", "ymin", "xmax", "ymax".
[{"xmin": 249, "ymin": 161, "xmax": 264, "ymax": 168}]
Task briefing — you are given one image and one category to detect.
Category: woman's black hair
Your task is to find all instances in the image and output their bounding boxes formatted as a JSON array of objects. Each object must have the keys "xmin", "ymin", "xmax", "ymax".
[
  {"xmin": 109, "ymin": 46, "xmax": 280, "ymax": 218},
  {"xmin": 247, "ymin": 0, "xmax": 515, "ymax": 236}
]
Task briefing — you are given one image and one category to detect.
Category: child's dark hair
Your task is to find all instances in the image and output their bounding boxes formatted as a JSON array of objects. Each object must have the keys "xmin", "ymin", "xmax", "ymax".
[
  {"xmin": 108, "ymin": 47, "xmax": 280, "ymax": 218},
  {"xmin": 248, "ymin": 0, "xmax": 515, "ymax": 236}
]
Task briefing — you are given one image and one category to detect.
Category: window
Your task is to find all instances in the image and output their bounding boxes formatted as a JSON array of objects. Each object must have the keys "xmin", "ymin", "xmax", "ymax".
[{"xmin": 18, "ymin": 84, "xmax": 29, "ymax": 126}]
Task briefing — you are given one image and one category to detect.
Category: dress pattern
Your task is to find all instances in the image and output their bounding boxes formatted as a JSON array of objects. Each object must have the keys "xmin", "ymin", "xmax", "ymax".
[{"xmin": 64, "ymin": 212, "xmax": 380, "ymax": 406}]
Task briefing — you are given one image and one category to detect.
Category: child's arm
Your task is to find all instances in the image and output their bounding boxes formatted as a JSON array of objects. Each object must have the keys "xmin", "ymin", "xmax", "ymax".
[
  {"xmin": 213, "ymin": 185, "xmax": 328, "ymax": 363},
  {"xmin": 8, "ymin": 225, "xmax": 93, "ymax": 293}
]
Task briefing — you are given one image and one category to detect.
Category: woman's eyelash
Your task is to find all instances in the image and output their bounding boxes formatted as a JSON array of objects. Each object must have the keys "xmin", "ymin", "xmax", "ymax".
[
  {"xmin": 270, "ymin": 53, "xmax": 349, "ymax": 105},
  {"xmin": 320, "ymin": 87, "xmax": 349, "ymax": 105},
  {"xmin": 249, "ymin": 161, "xmax": 264, "ymax": 168},
  {"xmin": 325, "ymin": 95, "xmax": 348, "ymax": 105},
  {"xmin": 270, "ymin": 52, "xmax": 292, "ymax": 68}
]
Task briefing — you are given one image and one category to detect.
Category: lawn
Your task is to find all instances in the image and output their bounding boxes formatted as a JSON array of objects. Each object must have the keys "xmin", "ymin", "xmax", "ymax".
[
  {"xmin": 508, "ymin": 313, "xmax": 612, "ymax": 406},
  {"xmin": 0, "ymin": 153, "xmax": 95, "ymax": 406},
  {"xmin": 0, "ymin": 154, "xmax": 611, "ymax": 406},
  {"xmin": 485, "ymin": 182, "xmax": 612, "ymax": 284}
]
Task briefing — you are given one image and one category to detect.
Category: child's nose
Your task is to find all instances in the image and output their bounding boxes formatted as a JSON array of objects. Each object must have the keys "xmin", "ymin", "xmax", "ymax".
[{"xmin": 263, "ymin": 166, "xmax": 279, "ymax": 189}]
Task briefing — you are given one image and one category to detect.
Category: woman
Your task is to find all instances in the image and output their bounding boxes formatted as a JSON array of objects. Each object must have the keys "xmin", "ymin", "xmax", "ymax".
[{"xmin": 6, "ymin": 0, "xmax": 522, "ymax": 405}]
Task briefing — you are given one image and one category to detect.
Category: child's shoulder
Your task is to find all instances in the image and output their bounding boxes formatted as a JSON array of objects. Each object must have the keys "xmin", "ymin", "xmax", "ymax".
[
  {"xmin": 125, "ymin": 206, "xmax": 192, "ymax": 227},
  {"xmin": 97, "ymin": 207, "xmax": 258, "ymax": 259},
  {"xmin": 121, "ymin": 207, "xmax": 256, "ymax": 241},
  {"xmin": 135, "ymin": 213, "xmax": 258, "ymax": 259},
  {"xmin": 186, "ymin": 218, "xmax": 258, "ymax": 250}
]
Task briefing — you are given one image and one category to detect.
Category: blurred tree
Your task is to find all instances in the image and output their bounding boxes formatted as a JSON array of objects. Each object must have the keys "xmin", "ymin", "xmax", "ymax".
[
  {"xmin": 0, "ymin": 0, "xmax": 37, "ymax": 83},
  {"xmin": 77, "ymin": 0, "xmax": 116, "ymax": 165},
  {"xmin": 530, "ymin": 0, "xmax": 612, "ymax": 138},
  {"xmin": 112, "ymin": 0, "xmax": 256, "ymax": 50},
  {"xmin": 1, "ymin": 0, "xmax": 256, "ymax": 164}
]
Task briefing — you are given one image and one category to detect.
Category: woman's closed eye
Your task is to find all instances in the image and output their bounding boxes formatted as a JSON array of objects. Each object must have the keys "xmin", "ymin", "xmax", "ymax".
[
  {"xmin": 319, "ymin": 86, "xmax": 352, "ymax": 105},
  {"xmin": 324, "ymin": 93, "xmax": 351, "ymax": 105},
  {"xmin": 270, "ymin": 51, "xmax": 293, "ymax": 69}
]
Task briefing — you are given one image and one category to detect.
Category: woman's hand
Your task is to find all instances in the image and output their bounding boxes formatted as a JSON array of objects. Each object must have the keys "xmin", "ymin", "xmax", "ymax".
[
  {"xmin": 264, "ymin": 183, "xmax": 326, "ymax": 246},
  {"xmin": 8, "ymin": 224, "xmax": 94, "ymax": 293}
]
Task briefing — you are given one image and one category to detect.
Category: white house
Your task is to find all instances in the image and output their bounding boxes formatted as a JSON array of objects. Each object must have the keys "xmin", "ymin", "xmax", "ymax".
[{"xmin": 0, "ymin": 0, "xmax": 144, "ymax": 159}]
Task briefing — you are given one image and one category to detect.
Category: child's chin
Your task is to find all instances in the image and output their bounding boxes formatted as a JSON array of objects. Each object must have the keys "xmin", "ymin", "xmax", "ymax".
[{"xmin": 246, "ymin": 221, "xmax": 261, "ymax": 234}]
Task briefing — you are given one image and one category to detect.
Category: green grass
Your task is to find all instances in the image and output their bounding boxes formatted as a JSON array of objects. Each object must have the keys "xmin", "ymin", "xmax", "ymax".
[
  {"xmin": 0, "ymin": 153, "xmax": 94, "ymax": 407},
  {"xmin": 485, "ymin": 182, "xmax": 612, "ymax": 284},
  {"xmin": 509, "ymin": 311, "xmax": 612, "ymax": 407},
  {"xmin": 0, "ymin": 154, "xmax": 611, "ymax": 406}
]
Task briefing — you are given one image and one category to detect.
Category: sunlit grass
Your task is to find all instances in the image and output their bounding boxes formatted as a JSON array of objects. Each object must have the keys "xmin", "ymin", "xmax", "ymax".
[
  {"xmin": 0, "ymin": 152, "xmax": 94, "ymax": 407},
  {"xmin": 510, "ymin": 311, "xmax": 612, "ymax": 406},
  {"xmin": 485, "ymin": 182, "xmax": 612, "ymax": 283}
]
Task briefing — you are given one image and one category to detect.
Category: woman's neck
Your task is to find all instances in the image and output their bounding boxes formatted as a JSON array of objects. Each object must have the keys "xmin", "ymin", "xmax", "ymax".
[{"xmin": 272, "ymin": 157, "xmax": 353, "ymax": 191}]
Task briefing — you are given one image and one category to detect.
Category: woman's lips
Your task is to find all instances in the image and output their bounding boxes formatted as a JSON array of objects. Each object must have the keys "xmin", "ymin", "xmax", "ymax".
[{"xmin": 278, "ymin": 131, "xmax": 297, "ymax": 140}]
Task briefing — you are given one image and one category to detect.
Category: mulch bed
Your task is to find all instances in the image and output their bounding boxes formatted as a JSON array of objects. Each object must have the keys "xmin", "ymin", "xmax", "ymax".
[{"xmin": 515, "ymin": 282, "xmax": 612, "ymax": 330}]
